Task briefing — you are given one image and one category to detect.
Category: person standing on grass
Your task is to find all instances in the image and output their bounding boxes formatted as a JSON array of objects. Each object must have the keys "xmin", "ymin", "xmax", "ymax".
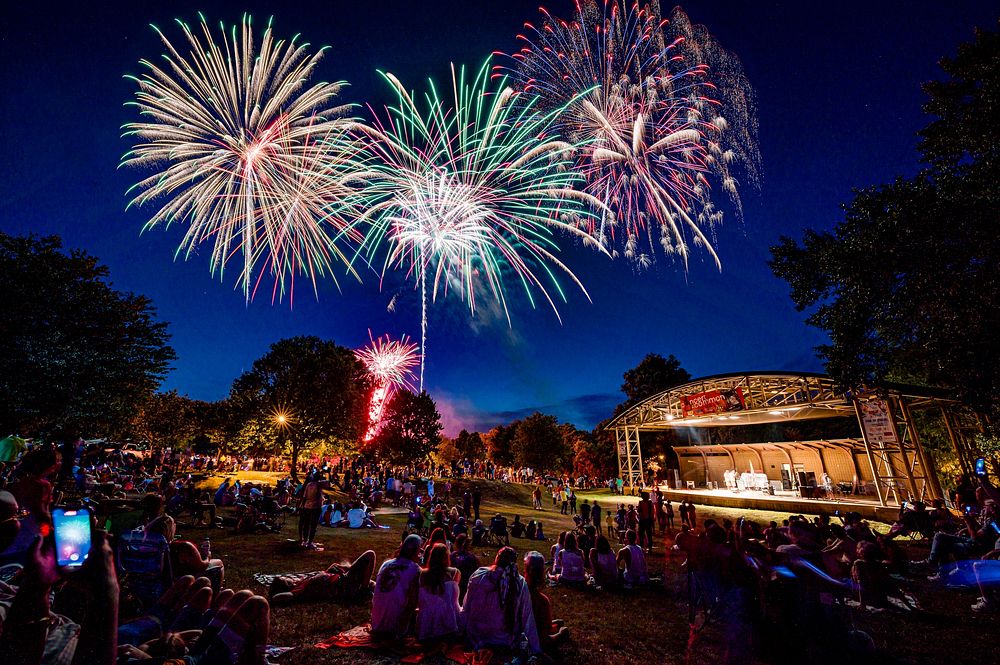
[
  {"xmin": 568, "ymin": 487, "xmax": 577, "ymax": 515},
  {"xmin": 532, "ymin": 485, "xmax": 543, "ymax": 510},
  {"xmin": 665, "ymin": 500, "xmax": 675, "ymax": 530},
  {"xmin": 637, "ymin": 491, "xmax": 655, "ymax": 553},
  {"xmin": 679, "ymin": 500, "xmax": 689, "ymax": 528},
  {"xmin": 591, "ymin": 501, "xmax": 602, "ymax": 536},
  {"xmin": 579, "ymin": 498, "xmax": 590, "ymax": 525},
  {"xmin": 560, "ymin": 487, "xmax": 568, "ymax": 515},
  {"xmin": 472, "ymin": 487, "xmax": 482, "ymax": 522},
  {"xmin": 688, "ymin": 501, "xmax": 697, "ymax": 529},
  {"xmin": 298, "ymin": 474, "xmax": 326, "ymax": 549}
]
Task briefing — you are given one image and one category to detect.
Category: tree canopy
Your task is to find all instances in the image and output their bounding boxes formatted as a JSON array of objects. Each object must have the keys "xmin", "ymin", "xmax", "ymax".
[
  {"xmin": 229, "ymin": 336, "xmax": 369, "ymax": 474},
  {"xmin": 372, "ymin": 390, "xmax": 443, "ymax": 464},
  {"xmin": 0, "ymin": 233, "xmax": 175, "ymax": 437},
  {"xmin": 770, "ymin": 24, "xmax": 1000, "ymax": 416},
  {"xmin": 621, "ymin": 353, "xmax": 692, "ymax": 406}
]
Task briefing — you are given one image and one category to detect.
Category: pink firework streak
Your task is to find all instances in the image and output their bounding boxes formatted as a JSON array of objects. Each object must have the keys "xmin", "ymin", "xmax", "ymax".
[{"xmin": 355, "ymin": 333, "xmax": 421, "ymax": 440}]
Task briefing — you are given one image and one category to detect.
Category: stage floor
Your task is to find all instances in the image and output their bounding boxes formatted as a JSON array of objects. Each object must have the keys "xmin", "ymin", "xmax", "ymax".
[{"xmin": 655, "ymin": 485, "xmax": 897, "ymax": 522}]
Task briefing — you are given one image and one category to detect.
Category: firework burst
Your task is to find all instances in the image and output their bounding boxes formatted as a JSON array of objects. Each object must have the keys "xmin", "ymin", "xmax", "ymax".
[
  {"xmin": 121, "ymin": 14, "xmax": 362, "ymax": 302},
  {"xmin": 355, "ymin": 333, "xmax": 420, "ymax": 441},
  {"xmin": 498, "ymin": 0, "xmax": 759, "ymax": 269},
  {"xmin": 346, "ymin": 60, "xmax": 606, "ymax": 389}
]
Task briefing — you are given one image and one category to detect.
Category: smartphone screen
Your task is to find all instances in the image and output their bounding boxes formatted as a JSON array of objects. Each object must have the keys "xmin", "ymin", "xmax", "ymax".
[
  {"xmin": 975, "ymin": 458, "xmax": 986, "ymax": 476},
  {"xmin": 53, "ymin": 508, "xmax": 92, "ymax": 568}
]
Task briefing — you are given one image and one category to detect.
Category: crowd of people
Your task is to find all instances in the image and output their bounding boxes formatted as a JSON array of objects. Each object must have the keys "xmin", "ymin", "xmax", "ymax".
[{"xmin": 0, "ymin": 437, "xmax": 997, "ymax": 665}]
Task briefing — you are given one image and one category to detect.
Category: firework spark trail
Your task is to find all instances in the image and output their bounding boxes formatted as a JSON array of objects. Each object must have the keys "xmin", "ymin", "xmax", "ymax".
[
  {"xmin": 355, "ymin": 333, "xmax": 420, "ymax": 440},
  {"xmin": 344, "ymin": 60, "xmax": 608, "ymax": 389},
  {"xmin": 122, "ymin": 14, "xmax": 363, "ymax": 303},
  {"xmin": 497, "ymin": 0, "xmax": 759, "ymax": 269}
]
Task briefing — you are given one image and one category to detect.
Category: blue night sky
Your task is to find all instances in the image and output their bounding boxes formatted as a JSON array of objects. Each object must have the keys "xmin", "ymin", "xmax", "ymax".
[{"xmin": 1, "ymin": 1, "xmax": 996, "ymax": 435}]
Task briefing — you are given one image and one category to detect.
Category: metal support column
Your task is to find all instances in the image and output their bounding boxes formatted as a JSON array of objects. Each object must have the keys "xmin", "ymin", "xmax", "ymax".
[{"xmin": 615, "ymin": 426, "xmax": 644, "ymax": 489}]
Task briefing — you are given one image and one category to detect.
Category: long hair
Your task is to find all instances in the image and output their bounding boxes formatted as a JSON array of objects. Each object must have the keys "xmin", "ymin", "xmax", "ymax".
[
  {"xmin": 421, "ymin": 543, "xmax": 451, "ymax": 594},
  {"xmin": 493, "ymin": 547, "xmax": 521, "ymax": 631}
]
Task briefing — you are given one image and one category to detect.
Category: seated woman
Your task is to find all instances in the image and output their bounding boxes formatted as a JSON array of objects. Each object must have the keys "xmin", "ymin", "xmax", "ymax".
[
  {"xmin": 450, "ymin": 534, "xmax": 479, "ymax": 602},
  {"xmin": 550, "ymin": 531, "xmax": 567, "ymax": 575},
  {"xmin": 462, "ymin": 547, "xmax": 541, "ymax": 654},
  {"xmin": 535, "ymin": 522, "xmax": 546, "ymax": 541},
  {"xmin": 590, "ymin": 535, "xmax": 619, "ymax": 591},
  {"xmin": 422, "ymin": 528, "xmax": 448, "ymax": 565},
  {"xmin": 617, "ymin": 529, "xmax": 649, "ymax": 588},
  {"xmin": 416, "ymin": 543, "xmax": 462, "ymax": 642},
  {"xmin": 146, "ymin": 515, "xmax": 225, "ymax": 586},
  {"xmin": 525, "ymin": 519, "xmax": 537, "ymax": 540},
  {"xmin": 510, "ymin": 515, "xmax": 526, "ymax": 538},
  {"xmin": 269, "ymin": 550, "xmax": 377, "ymax": 606},
  {"xmin": 524, "ymin": 551, "xmax": 569, "ymax": 650},
  {"xmin": 552, "ymin": 532, "xmax": 587, "ymax": 586}
]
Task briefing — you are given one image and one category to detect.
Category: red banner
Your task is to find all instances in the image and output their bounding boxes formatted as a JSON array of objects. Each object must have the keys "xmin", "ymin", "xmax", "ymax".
[{"xmin": 681, "ymin": 388, "xmax": 745, "ymax": 417}]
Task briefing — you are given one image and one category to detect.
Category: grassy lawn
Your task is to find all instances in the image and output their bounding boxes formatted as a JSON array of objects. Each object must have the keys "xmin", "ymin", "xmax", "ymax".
[{"xmin": 183, "ymin": 474, "xmax": 995, "ymax": 664}]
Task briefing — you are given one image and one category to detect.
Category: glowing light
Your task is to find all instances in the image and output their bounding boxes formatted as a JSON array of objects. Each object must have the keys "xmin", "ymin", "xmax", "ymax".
[
  {"xmin": 122, "ymin": 15, "xmax": 363, "ymax": 303},
  {"xmin": 355, "ymin": 333, "xmax": 420, "ymax": 440},
  {"xmin": 347, "ymin": 59, "xmax": 607, "ymax": 389},
  {"xmin": 498, "ymin": 1, "xmax": 760, "ymax": 269}
]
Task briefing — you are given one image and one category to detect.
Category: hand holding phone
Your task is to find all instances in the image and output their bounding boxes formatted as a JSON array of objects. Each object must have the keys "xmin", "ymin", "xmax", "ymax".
[{"xmin": 52, "ymin": 507, "xmax": 92, "ymax": 568}]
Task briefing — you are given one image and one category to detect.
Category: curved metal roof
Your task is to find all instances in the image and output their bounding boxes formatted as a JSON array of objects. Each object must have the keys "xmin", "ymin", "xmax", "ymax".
[{"xmin": 608, "ymin": 371, "xmax": 956, "ymax": 431}]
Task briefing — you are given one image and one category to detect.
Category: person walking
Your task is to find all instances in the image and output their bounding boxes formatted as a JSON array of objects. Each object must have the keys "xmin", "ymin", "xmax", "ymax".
[
  {"xmin": 591, "ymin": 501, "xmax": 602, "ymax": 536},
  {"xmin": 665, "ymin": 500, "xmax": 675, "ymax": 530}
]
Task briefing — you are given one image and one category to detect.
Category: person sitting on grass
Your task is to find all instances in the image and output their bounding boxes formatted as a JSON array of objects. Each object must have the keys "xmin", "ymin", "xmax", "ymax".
[
  {"xmin": 472, "ymin": 519, "xmax": 487, "ymax": 546},
  {"xmin": 462, "ymin": 547, "xmax": 541, "ymax": 654},
  {"xmin": 371, "ymin": 535, "xmax": 423, "ymax": 640},
  {"xmin": 510, "ymin": 515, "xmax": 526, "ymax": 538},
  {"xmin": 451, "ymin": 534, "xmax": 480, "ymax": 603},
  {"xmin": 416, "ymin": 543, "xmax": 462, "ymax": 643},
  {"xmin": 451, "ymin": 516, "xmax": 468, "ymax": 540},
  {"xmin": 422, "ymin": 528, "xmax": 449, "ymax": 565},
  {"xmin": 590, "ymin": 535, "xmax": 619, "ymax": 591},
  {"xmin": 268, "ymin": 550, "xmax": 376, "ymax": 606},
  {"xmin": 550, "ymin": 531, "xmax": 567, "ymax": 576},
  {"xmin": 146, "ymin": 514, "xmax": 225, "ymax": 583},
  {"xmin": 524, "ymin": 551, "xmax": 569, "ymax": 651},
  {"xmin": 551, "ymin": 532, "xmax": 587, "ymax": 586},
  {"xmin": 617, "ymin": 529, "xmax": 649, "ymax": 588},
  {"xmin": 119, "ymin": 575, "xmax": 271, "ymax": 665}
]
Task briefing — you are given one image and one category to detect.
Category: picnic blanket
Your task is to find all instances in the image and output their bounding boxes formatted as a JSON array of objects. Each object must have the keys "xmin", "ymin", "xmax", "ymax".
[
  {"xmin": 315, "ymin": 624, "xmax": 493, "ymax": 664},
  {"xmin": 252, "ymin": 571, "xmax": 324, "ymax": 588}
]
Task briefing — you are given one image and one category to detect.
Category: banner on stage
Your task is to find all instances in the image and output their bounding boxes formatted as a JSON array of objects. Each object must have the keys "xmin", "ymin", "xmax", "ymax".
[
  {"xmin": 682, "ymin": 387, "xmax": 745, "ymax": 417},
  {"xmin": 858, "ymin": 399, "xmax": 897, "ymax": 444}
]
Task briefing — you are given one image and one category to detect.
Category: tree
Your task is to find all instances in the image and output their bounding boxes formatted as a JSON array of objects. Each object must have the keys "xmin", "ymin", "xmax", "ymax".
[
  {"xmin": 0, "ymin": 233, "xmax": 175, "ymax": 437},
  {"xmin": 485, "ymin": 423, "xmax": 518, "ymax": 466},
  {"xmin": 770, "ymin": 25, "xmax": 1000, "ymax": 417},
  {"xmin": 372, "ymin": 390, "xmax": 443, "ymax": 464},
  {"xmin": 433, "ymin": 435, "xmax": 461, "ymax": 466},
  {"xmin": 621, "ymin": 353, "xmax": 692, "ymax": 406},
  {"xmin": 229, "ymin": 336, "xmax": 369, "ymax": 478},
  {"xmin": 512, "ymin": 413, "xmax": 567, "ymax": 473},
  {"xmin": 129, "ymin": 390, "xmax": 204, "ymax": 449},
  {"xmin": 454, "ymin": 429, "xmax": 485, "ymax": 460}
]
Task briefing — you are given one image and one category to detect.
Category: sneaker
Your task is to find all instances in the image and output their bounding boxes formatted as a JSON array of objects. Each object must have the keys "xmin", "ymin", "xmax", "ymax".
[{"xmin": 971, "ymin": 598, "xmax": 996, "ymax": 613}]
